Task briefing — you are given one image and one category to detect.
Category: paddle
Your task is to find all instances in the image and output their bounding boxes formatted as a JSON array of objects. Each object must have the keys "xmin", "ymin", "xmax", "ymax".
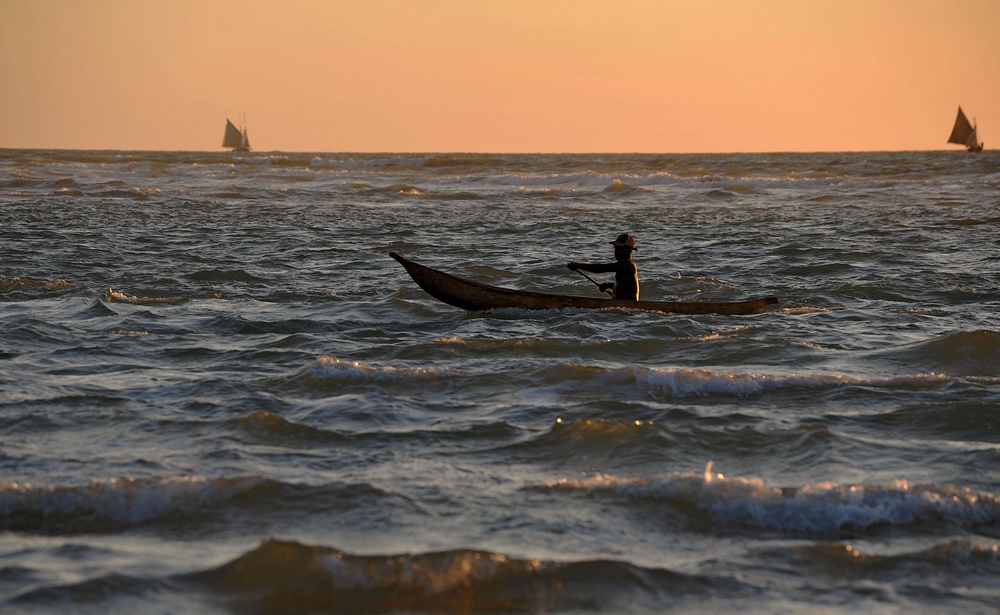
[{"xmin": 574, "ymin": 268, "xmax": 613, "ymax": 296}]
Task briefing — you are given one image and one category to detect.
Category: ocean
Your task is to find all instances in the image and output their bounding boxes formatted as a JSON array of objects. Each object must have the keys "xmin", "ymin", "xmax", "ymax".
[{"xmin": 1, "ymin": 149, "xmax": 999, "ymax": 614}]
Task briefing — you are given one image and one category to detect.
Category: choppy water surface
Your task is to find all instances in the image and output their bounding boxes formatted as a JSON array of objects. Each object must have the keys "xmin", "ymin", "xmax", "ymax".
[{"xmin": 2, "ymin": 149, "xmax": 1000, "ymax": 614}]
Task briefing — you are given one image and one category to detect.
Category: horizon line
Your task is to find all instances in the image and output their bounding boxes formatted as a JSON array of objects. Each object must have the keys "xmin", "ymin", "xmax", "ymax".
[{"xmin": 0, "ymin": 146, "xmax": 982, "ymax": 156}]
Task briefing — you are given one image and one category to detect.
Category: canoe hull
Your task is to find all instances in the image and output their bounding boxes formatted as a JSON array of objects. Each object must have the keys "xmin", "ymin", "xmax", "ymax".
[{"xmin": 390, "ymin": 252, "xmax": 778, "ymax": 316}]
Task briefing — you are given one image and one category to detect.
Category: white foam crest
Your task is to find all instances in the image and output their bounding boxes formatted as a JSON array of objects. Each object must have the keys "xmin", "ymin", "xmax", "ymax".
[
  {"xmin": 635, "ymin": 366, "xmax": 950, "ymax": 398},
  {"xmin": 516, "ymin": 186, "xmax": 598, "ymax": 198},
  {"xmin": 0, "ymin": 475, "xmax": 265, "ymax": 524},
  {"xmin": 105, "ymin": 288, "xmax": 188, "ymax": 305},
  {"xmin": 552, "ymin": 468, "xmax": 1000, "ymax": 533},
  {"xmin": 308, "ymin": 356, "xmax": 448, "ymax": 381},
  {"xmin": 317, "ymin": 549, "xmax": 528, "ymax": 594},
  {"xmin": 964, "ymin": 375, "xmax": 1000, "ymax": 385},
  {"xmin": 0, "ymin": 275, "xmax": 70, "ymax": 290}
]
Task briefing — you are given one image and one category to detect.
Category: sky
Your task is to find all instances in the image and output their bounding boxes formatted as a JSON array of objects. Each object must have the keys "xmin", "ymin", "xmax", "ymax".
[{"xmin": 2, "ymin": 0, "xmax": 998, "ymax": 153}]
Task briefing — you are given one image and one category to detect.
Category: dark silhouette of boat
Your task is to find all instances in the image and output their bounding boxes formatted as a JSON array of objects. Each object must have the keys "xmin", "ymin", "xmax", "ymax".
[
  {"xmin": 948, "ymin": 107, "xmax": 983, "ymax": 152},
  {"xmin": 222, "ymin": 117, "xmax": 251, "ymax": 152},
  {"xmin": 390, "ymin": 252, "xmax": 778, "ymax": 315}
]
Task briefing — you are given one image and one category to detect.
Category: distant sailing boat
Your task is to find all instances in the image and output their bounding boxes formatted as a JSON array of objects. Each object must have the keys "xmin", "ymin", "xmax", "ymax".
[
  {"xmin": 947, "ymin": 106, "xmax": 983, "ymax": 152},
  {"xmin": 222, "ymin": 117, "xmax": 251, "ymax": 152}
]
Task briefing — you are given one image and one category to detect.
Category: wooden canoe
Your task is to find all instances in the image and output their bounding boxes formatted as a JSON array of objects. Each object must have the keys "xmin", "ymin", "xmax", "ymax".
[{"xmin": 390, "ymin": 252, "xmax": 778, "ymax": 315}]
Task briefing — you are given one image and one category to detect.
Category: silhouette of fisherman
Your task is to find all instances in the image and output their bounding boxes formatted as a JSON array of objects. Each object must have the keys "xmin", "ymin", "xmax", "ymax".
[{"xmin": 567, "ymin": 233, "xmax": 639, "ymax": 300}]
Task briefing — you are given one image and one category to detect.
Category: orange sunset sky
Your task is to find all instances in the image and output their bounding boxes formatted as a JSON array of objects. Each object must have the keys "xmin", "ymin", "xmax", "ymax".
[{"xmin": 2, "ymin": 0, "xmax": 998, "ymax": 153}]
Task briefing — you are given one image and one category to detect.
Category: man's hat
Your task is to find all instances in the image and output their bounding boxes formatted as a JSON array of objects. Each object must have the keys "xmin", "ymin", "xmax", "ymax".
[{"xmin": 610, "ymin": 233, "xmax": 636, "ymax": 250}]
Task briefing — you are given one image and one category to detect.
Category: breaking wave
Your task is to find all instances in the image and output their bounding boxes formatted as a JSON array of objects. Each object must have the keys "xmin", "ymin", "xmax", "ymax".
[
  {"xmin": 551, "ymin": 463, "xmax": 1000, "ymax": 535},
  {"xmin": 0, "ymin": 475, "xmax": 409, "ymax": 534},
  {"xmin": 105, "ymin": 288, "xmax": 191, "ymax": 305},
  {"xmin": 0, "ymin": 476, "xmax": 266, "ymax": 531},
  {"xmin": 187, "ymin": 539, "xmax": 737, "ymax": 612},
  {"xmin": 306, "ymin": 355, "xmax": 452, "ymax": 382},
  {"xmin": 542, "ymin": 364, "xmax": 959, "ymax": 399}
]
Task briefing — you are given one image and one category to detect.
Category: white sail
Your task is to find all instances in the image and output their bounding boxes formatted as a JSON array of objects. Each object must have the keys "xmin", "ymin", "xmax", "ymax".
[
  {"xmin": 966, "ymin": 127, "xmax": 978, "ymax": 148},
  {"xmin": 241, "ymin": 128, "xmax": 250, "ymax": 151}
]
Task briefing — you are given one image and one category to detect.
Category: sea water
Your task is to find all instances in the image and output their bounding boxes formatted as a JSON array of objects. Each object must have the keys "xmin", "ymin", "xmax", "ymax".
[{"xmin": 1, "ymin": 149, "xmax": 999, "ymax": 613}]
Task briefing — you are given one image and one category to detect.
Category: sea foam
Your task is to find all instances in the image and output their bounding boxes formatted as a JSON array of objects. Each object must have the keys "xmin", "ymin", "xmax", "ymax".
[
  {"xmin": 634, "ymin": 366, "xmax": 951, "ymax": 398},
  {"xmin": 551, "ymin": 465, "xmax": 1000, "ymax": 534},
  {"xmin": 308, "ymin": 356, "xmax": 448, "ymax": 381},
  {"xmin": 0, "ymin": 476, "xmax": 265, "ymax": 526}
]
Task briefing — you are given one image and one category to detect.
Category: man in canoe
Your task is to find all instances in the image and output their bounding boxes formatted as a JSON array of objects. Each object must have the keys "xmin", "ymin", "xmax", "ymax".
[{"xmin": 567, "ymin": 233, "xmax": 640, "ymax": 300}]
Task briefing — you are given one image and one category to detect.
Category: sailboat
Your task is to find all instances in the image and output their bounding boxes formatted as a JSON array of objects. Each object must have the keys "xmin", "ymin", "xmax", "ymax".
[
  {"xmin": 947, "ymin": 106, "xmax": 983, "ymax": 152},
  {"xmin": 222, "ymin": 117, "xmax": 251, "ymax": 152}
]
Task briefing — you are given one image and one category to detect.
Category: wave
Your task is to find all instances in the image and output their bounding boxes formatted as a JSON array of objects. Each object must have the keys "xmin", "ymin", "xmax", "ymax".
[
  {"xmin": 0, "ymin": 317, "xmax": 77, "ymax": 348},
  {"xmin": 223, "ymin": 411, "xmax": 348, "ymax": 446},
  {"xmin": 54, "ymin": 189, "xmax": 86, "ymax": 197},
  {"xmin": 674, "ymin": 167, "xmax": 712, "ymax": 178},
  {"xmin": 81, "ymin": 298, "xmax": 118, "ymax": 317},
  {"xmin": 5, "ymin": 150, "xmax": 998, "ymax": 185},
  {"xmin": 747, "ymin": 539, "xmax": 1000, "ymax": 592},
  {"xmin": 208, "ymin": 187, "xmax": 257, "ymax": 199},
  {"xmin": 186, "ymin": 539, "xmax": 738, "ymax": 612},
  {"xmin": 856, "ymin": 399, "xmax": 1000, "ymax": 443},
  {"xmin": 723, "ymin": 183, "xmax": 766, "ymax": 195},
  {"xmin": 618, "ymin": 365, "xmax": 953, "ymax": 399},
  {"xmin": 705, "ymin": 189, "xmax": 737, "ymax": 199},
  {"xmin": 421, "ymin": 155, "xmax": 507, "ymax": 169},
  {"xmin": 0, "ymin": 475, "xmax": 407, "ymax": 534},
  {"xmin": 516, "ymin": 186, "xmax": 600, "ymax": 198},
  {"xmin": 11, "ymin": 538, "xmax": 996, "ymax": 610},
  {"xmin": 807, "ymin": 193, "xmax": 849, "ymax": 202},
  {"xmin": 0, "ymin": 476, "xmax": 265, "ymax": 531},
  {"xmin": 0, "ymin": 275, "xmax": 25, "ymax": 292},
  {"xmin": 363, "ymin": 182, "xmax": 426, "ymax": 196},
  {"xmin": 0, "ymin": 276, "xmax": 75, "ymax": 294},
  {"xmin": 430, "ymin": 334, "xmax": 594, "ymax": 356},
  {"xmin": 206, "ymin": 185, "xmax": 310, "ymax": 200},
  {"xmin": 186, "ymin": 269, "xmax": 264, "ymax": 283},
  {"xmin": 877, "ymin": 330, "xmax": 1000, "ymax": 377},
  {"xmin": 279, "ymin": 354, "xmax": 467, "ymax": 400},
  {"xmin": 550, "ymin": 464, "xmax": 1000, "ymax": 535},
  {"xmin": 639, "ymin": 368, "xmax": 949, "ymax": 397},
  {"xmin": 105, "ymin": 288, "xmax": 190, "ymax": 305},
  {"xmin": 10, "ymin": 572, "xmax": 173, "ymax": 607},
  {"xmin": 305, "ymin": 355, "xmax": 453, "ymax": 383},
  {"xmin": 3, "ymin": 177, "xmax": 46, "ymax": 188},
  {"xmin": 497, "ymin": 417, "xmax": 671, "ymax": 467},
  {"xmin": 96, "ymin": 187, "xmax": 154, "ymax": 199},
  {"xmin": 525, "ymin": 416, "xmax": 658, "ymax": 445},
  {"xmin": 201, "ymin": 314, "xmax": 330, "ymax": 335},
  {"xmin": 294, "ymin": 358, "xmax": 981, "ymax": 402},
  {"xmin": 602, "ymin": 178, "xmax": 646, "ymax": 194},
  {"xmin": 705, "ymin": 184, "xmax": 766, "ymax": 198},
  {"xmin": 358, "ymin": 183, "xmax": 483, "ymax": 200}
]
